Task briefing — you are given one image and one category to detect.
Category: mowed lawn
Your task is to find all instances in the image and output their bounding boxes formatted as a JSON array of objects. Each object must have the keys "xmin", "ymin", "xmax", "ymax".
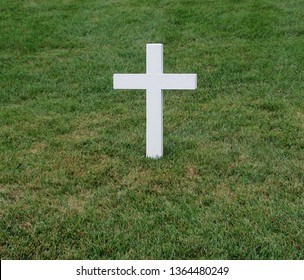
[{"xmin": 0, "ymin": 0, "xmax": 303, "ymax": 259}]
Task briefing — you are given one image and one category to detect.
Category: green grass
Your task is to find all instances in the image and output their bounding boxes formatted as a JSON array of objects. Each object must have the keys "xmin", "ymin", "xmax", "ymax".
[{"xmin": 0, "ymin": 0, "xmax": 303, "ymax": 259}]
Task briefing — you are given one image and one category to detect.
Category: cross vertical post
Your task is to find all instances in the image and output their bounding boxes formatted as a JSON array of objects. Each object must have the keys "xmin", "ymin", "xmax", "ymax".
[{"xmin": 146, "ymin": 44, "xmax": 163, "ymax": 158}]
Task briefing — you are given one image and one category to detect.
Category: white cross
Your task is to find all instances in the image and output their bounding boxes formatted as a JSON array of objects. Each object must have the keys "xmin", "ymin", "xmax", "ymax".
[{"xmin": 113, "ymin": 43, "xmax": 197, "ymax": 158}]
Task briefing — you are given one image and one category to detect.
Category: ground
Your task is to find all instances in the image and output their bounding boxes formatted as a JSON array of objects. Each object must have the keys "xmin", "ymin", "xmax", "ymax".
[{"xmin": 0, "ymin": 0, "xmax": 303, "ymax": 259}]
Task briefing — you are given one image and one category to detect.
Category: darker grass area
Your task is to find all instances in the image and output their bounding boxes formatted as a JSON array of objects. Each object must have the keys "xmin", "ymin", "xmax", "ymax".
[{"xmin": 0, "ymin": 0, "xmax": 303, "ymax": 259}]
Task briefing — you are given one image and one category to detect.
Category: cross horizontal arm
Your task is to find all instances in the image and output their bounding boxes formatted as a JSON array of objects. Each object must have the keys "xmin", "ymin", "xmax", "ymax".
[
  {"xmin": 113, "ymin": 74, "xmax": 147, "ymax": 89},
  {"xmin": 113, "ymin": 74, "xmax": 197, "ymax": 90},
  {"xmin": 158, "ymin": 74, "xmax": 197, "ymax": 90}
]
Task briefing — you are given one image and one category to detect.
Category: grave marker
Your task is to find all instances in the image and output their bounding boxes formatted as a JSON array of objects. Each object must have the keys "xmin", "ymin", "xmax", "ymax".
[{"xmin": 113, "ymin": 44, "xmax": 197, "ymax": 158}]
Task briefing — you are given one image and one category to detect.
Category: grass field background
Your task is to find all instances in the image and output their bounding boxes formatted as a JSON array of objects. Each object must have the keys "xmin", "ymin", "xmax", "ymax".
[{"xmin": 1, "ymin": 0, "xmax": 303, "ymax": 259}]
